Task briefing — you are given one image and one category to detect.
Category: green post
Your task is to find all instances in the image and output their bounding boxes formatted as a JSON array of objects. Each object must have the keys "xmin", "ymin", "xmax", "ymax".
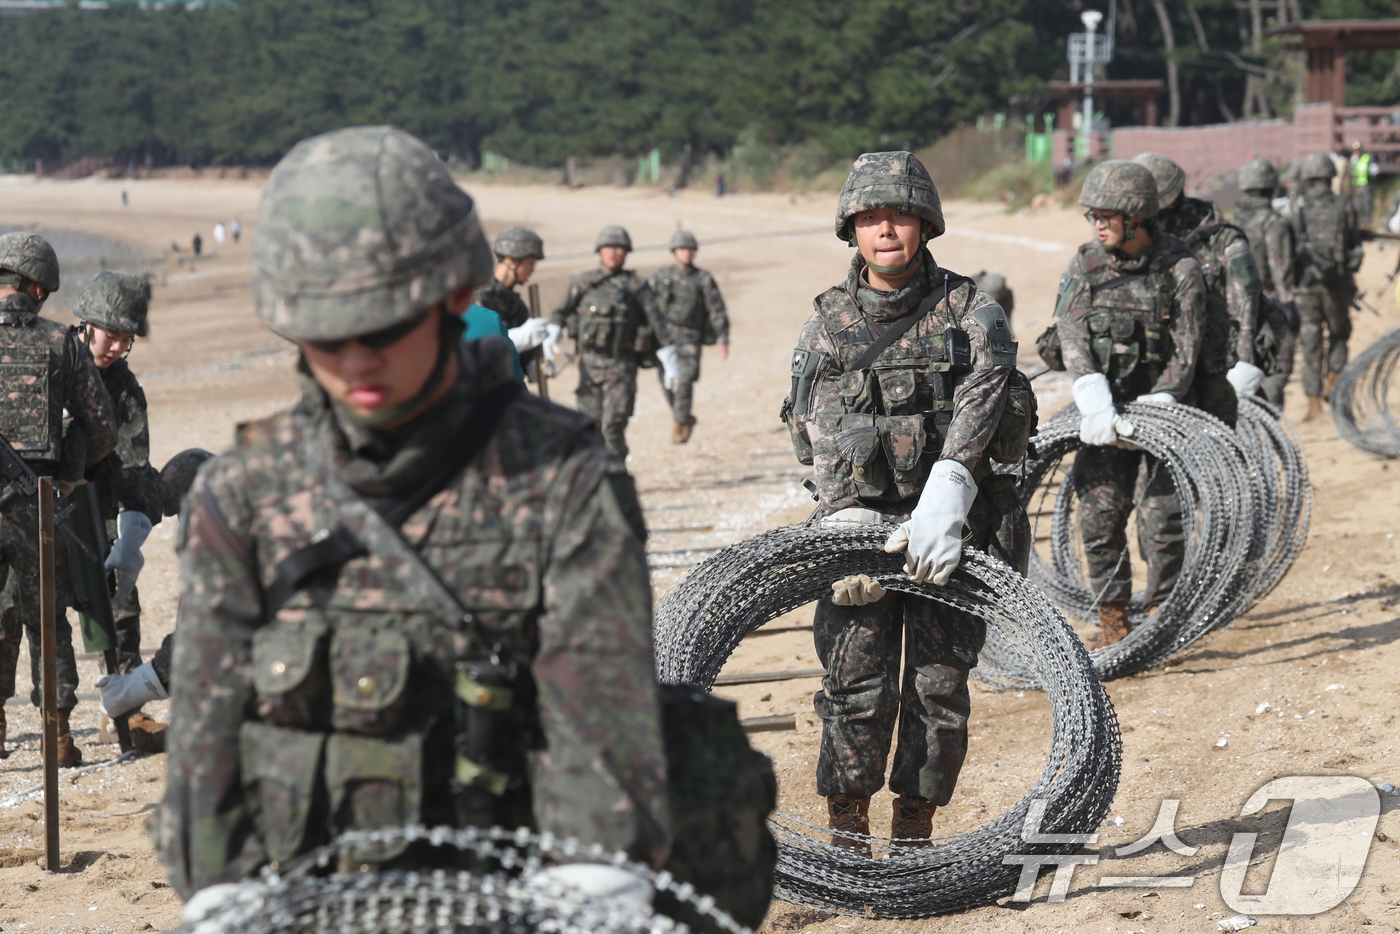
[{"xmin": 650, "ymin": 148, "xmax": 661, "ymax": 184}]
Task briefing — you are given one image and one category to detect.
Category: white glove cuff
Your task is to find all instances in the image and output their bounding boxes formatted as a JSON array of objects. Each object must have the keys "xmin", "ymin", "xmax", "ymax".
[
  {"xmin": 116, "ymin": 510, "xmax": 153, "ymax": 547},
  {"xmin": 1071, "ymin": 372, "xmax": 1113, "ymax": 416},
  {"xmin": 913, "ymin": 459, "xmax": 977, "ymax": 519},
  {"xmin": 821, "ymin": 507, "xmax": 886, "ymax": 527}
]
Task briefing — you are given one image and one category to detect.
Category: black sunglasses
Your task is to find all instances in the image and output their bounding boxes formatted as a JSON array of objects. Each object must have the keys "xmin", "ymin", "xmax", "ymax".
[{"xmin": 305, "ymin": 311, "xmax": 431, "ymax": 354}]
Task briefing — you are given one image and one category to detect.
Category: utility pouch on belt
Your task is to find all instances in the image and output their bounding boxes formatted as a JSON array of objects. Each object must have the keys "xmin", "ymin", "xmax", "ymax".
[
  {"xmin": 324, "ymin": 731, "xmax": 423, "ymax": 864},
  {"xmin": 252, "ymin": 619, "xmax": 331, "ymax": 728},
  {"xmin": 1036, "ymin": 322, "xmax": 1065, "ymax": 371},
  {"xmin": 240, "ymin": 721, "xmax": 327, "ymax": 863},
  {"xmin": 331, "ymin": 623, "xmax": 411, "ymax": 736},
  {"xmin": 989, "ymin": 369, "xmax": 1039, "ymax": 464}
]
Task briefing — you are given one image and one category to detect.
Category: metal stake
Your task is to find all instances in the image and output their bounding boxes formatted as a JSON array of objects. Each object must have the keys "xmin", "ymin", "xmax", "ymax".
[
  {"xmin": 38, "ymin": 477, "xmax": 59, "ymax": 871},
  {"xmin": 529, "ymin": 283, "xmax": 549, "ymax": 401}
]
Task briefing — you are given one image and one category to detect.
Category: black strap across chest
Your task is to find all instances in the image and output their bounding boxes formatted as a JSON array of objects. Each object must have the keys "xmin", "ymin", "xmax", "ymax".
[{"xmin": 848, "ymin": 273, "xmax": 970, "ymax": 371}]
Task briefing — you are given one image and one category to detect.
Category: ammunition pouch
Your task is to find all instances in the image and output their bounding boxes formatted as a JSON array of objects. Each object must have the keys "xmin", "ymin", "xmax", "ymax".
[
  {"xmin": 453, "ymin": 659, "xmax": 521, "ymax": 803},
  {"xmin": 988, "ymin": 368, "xmax": 1039, "ymax": 465},
  {"xmin": 251, "ymin": 619, "xmax": 331, "ymax": 729},
  {"xmin": 1035, "ymin": 322, "xmax": 1065, "ymax": 371},
  {"xmin": 324, "ymin": 730, "xmax": 423, "ymax": 864},
  {"xmin": 240, "ymin": 721, "xmax": 327, "ymax": 863},
  {"xmin": 577, "ymin": 288, "xmax": 634, "ymax": 358}
]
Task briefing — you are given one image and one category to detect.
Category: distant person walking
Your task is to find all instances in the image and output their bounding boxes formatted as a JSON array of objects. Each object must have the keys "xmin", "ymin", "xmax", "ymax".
[
  {"xmin": 213, "ymin": 223, "xmax": 226, "ymax": 247},
  {"xmin": 192, "ymin": 233, "xmax": 202, "ymax": 256},
  {"xmin": 230, "ymin": 218, "xmax": 241, "ymax": 243},
  {"xmin": 1350, "ymin": 142, "xmax": 1377, "ymax": 224},
  {"xmin": 716, "ymin": 174, "xmax": 726, "ymax": 197}
]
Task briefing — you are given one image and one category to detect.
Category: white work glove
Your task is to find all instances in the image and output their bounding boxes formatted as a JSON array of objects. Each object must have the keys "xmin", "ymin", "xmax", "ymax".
[
  {"xmin": 104, "ymin": 510, "xmax": 152, "ymax": 603},
  {"xmin": 655, "ymin": 344, "xmax": 682, "ymax": 392},
  {"xmin": 95, "ymin": 660, "xmax": 168, "ymax": 717},
  {"xmin": 883, "ymin": 459, "xmax": 977, "ymax": 586},
  {"xmin": 182, "ymin": 883, "xmax": 247, "ymax": 933},
  {"xmin": 507, "ymin": 317, "xmax": 550, "ymax": 353},
  {"xmin": 1226, "ymin": 361, "xmax": 1265, "ymax": 397},
  {"xmin": 1073, "ymin": 373, "xmax": 1135, "ymax": 446},
  {"xmin": 1134, "ymin": 392, "xmax": 1177, "ymax": 405},
  {"xmin": 541, "ymin": 322, "xmax": 563, "ymax": 362},
  {"xmin": 831, "ymin": 574, "xmax": 886, "ymax": 606},
  {"xmin": 526, "ymin": 863, "xmax": 653, "ymax": 912}
]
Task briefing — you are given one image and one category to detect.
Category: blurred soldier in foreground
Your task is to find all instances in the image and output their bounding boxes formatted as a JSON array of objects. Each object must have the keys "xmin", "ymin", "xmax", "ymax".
[
  {"xmin": 156, "ymin": 127, "xmax": 671, "ymax": 907},
  {"xmin": 1291, "ymin": 152, "xmax": 1363, "ymax": 421},
  {"xmin": 477, "ymin": 226, "xmax": 560, "ymax": 376},
  {"xmin": 70, "ymin": 272, "xmax": 166, "ymax": 745},
  {"xmin": 648, "ymin": 230, "xmax": 729, "ymax": 443},
  {"xmin": 1231, "ymin": 157, "xmax": 1300, "ymax": 408},
  {"xmin": 1134, "ymin": 152, "xmax": 1261, "ymax": 425},
  {"xmin": 783, "ymin": 152, "xmax": 1034, "ymax": 852},
  {"xmin": 1055, "ymin": 161, "xmax": 1204, "ymax": 647},
  {"xmin": 550, "ymin": 226, "xmax": 671, "ymax": 459},
  {"xmin": 0, "ymin": 232, "xmax": 118, "ymax": 764}
]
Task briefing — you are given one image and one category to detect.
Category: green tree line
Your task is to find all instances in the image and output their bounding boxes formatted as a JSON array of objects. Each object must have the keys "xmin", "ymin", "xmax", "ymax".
[{"xmin": 0, "ymin": 0, "xmax": 1394, "ymax": 169}]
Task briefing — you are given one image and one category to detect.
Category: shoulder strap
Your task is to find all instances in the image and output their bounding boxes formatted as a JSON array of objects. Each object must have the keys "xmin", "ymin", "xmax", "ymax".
[
  {"xmin": 850, "ymin": 273, "xmax": 970, "ymax": 371},
  {"xmin": 263, "ymin": 380, "xmax": 524, "ymax": 620},
  {"xmin": 1089, "ymin": 272, "xmax": 1144, "ymax": 295}
]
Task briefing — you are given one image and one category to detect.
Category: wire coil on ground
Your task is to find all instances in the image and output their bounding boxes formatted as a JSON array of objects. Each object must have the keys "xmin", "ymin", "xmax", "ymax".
[
  {"xmin": 987, "ymin": 401, "xmax": 1270, "ymax": 685},
  {"xmin": 1332, "ymin": 325, "xmax": 1400, "ymax": 458},
  {"xmin": 653, "ymin": 527, "xmax": 1121, "ymax": 917},
  {"xmin": 177, "ymin": 825, "xmax": 747, "ymax": 934}
]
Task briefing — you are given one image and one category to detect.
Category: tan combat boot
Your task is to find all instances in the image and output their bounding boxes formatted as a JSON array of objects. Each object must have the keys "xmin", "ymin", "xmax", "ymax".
[
  {"xmin": 1091, "ymin": 601, "xmax": 1132, "ymax": 650},
  {"xmin": 1322, "ymin": 371, "xmax": 1338, "ymax": 402},
  {"xmin": 672, "ymin": 415, "xmax": 697, "ymax": 444},
  {"xmin": 54, "ymin": 711, "xmax": 82, "ymax": 768},
  {"xmin": 1304, "ymin": 396, "xmax": 1324, "ymax": 422},
  {"xmin": 130, "ymin": 711, "xmax": 168, "ymax": 754},
  {"xmin": 890, "ymin": 795, "xmax": 936, "ymax": 849},
  {"xmin": 826, "ymin": 794, "xmax": 872, "ymax": 857}
]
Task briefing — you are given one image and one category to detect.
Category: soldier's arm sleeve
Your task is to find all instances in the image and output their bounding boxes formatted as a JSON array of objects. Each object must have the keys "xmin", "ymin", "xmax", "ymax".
[
  {"xmin": 63, "ymin": 331, "xmax": 119, "ymax": 468},
  {"xmin": 1222, "ymin": 235, "xmax": 1262, "ymax": 365},
  {"xmin": 1155, "ymin": 257, "xmax": 1204, "ymax": 399},
  {"xmin": 1055, "ymin": 263, "xmax": 1100, "ymax": 380},
  {"xmin": 548, "ymin": 279, "xmax": 581, "ymax": 332},
  {"xmin": 940, "ymin": 289, "xmax": 1012, "ymax": 475},
  {"xmin": 636, "ymin": 279, "xmax": 671, "ymax": 347},
  {"xmin": 1268, "ymin": 218, "xmax": 1297, "ymax": 303},
  {"xmin": 111, "ymin": 380, "xmax": 162, "ymax": 519},
  {"xmin": 156, "ymin": 455, "xmax": 267, "ymax": 899},
  {"xmin": 794, "ymin": 314, "xmax": 854, "ymax": 514},
  {"xmin": 703, "ymin": 271, "xmax": 729, "ymax": 344},
  {"xmin": 530, "ymin": 444, "xmax": 671, "ymax": 865}
]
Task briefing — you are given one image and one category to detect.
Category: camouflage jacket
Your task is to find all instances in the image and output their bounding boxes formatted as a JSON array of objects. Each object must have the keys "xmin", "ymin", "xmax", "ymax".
[
  {"xmin": 1055, "ymin": 231, "xmax": 1205, "ymax": 403},
  {"xmin": 1159, "ymin": 196, "xmax": 1261, "ymax": 367},
  {"xmin": 89, "ymin": 355, "xmax": 162, "ymax": 532},
  {"xmin": 0, "ymin": 293, "xmax": 117, "ymax": 477},
  {"xmin": 786, "ymin": 251, "xmax": 1018, "ymax": 516},
  {"xmin": 475, "ymin": 277, "xmax": 532, "ymax": 330},
  {"xmin": 647, "ymin": 264, "xmax": 729, "ymax": 346},
  {"xmin": 549, "ymin": 267, "xmax": 668, "ymax": 358},
  {"xmin": 157, "ymin": 339, "xmax": 670, "ymax": 898},
  {"xmin": 1232, "ymin": 193, "xmax": 1297, "ymax": 304},
  {"xmin": 1291, "ymin": 185, "xmax": 1362, "ymax": 290}
]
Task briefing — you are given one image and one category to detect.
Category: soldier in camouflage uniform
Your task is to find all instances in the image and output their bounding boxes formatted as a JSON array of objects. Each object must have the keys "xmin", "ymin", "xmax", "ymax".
[
  {"xmin": 1290, "ymin": 152, "xmax": 1363, "ymax": 421},
  {"xmin": 68, "ymin": 271, "xmax": 167, "ymax": 742},
  {"xmin": 1231, "ymin": 157, "xmax": 1299, "ymax": 407},
  {"xmin": 972, "ymin": 271, "xmax": 1014, "ymax": 336},
  {"xmin": 783, "ymin": 152, "xmax": 1033, "ymax": 853},
  {"xmin": 550, "ymin": 226, "xmax": 670, "ymax": 459},
  {"xmin": 0, "ymin": 232, "xmax": 119, "ymax": 764},
  {"xmin": 1134, "ymin": 152, "xmax": 1262, "ymax": 427},
  {"xmin": 648, "ymin": 230, "xmax": 729, "ymax": 444},
  {"xmin": 156, "ymin": 127, "xmax": 671, "ymax": 906},
  {"xmin": 1055, "ymin": 161, "xmax": 1205, "ymax": 648},
  {"xmin": 476, "ymin": 227, "xmax": 543, "ymax": 329}
]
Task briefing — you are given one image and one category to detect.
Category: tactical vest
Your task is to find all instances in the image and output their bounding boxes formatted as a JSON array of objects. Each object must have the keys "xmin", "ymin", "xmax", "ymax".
[
  {"xmin": 574, "ymin": 272, "xmax": 640, "ymax": 358},
  {"xmin": 794, "ymin": 277, "xmax": 1033, "ymax": 504},
  {"xmin": 0, "ymin": 313, "xmax": 63, "ymax": 463},
  {"xmin": 1233, "ymin": 204, "xmax": 1286, "ymax": 298},
  {"xmin": 653, "ymin": 270, "xmax": 706, "ymax": 333},
  {"xmin": 1181, "ymin": 223, "xmax": 1247, "ymax": 375},
  {"xmin": 1294, "ymin": 192, "xmax": 1358, "ymax": 287}
]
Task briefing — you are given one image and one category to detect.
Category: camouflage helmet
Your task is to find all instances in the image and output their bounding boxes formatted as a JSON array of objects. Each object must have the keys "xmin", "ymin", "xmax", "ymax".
[
  {"xmin": 491, "ymin": 226, "xmax": 544, "ymax": 261},
  {"xmin": 668, "ymin": 229, "xmax": 699, "ymax": 251},
  {"xmin": 1238, "ymin": 157, "xmax": 1279, "ymax": 192},
  {"xmin": 834, "ymin": 151, "xmax": 945, "ymax": 242},
  {"xmin": 595, "ymin": 225, "xmax": 633, "ymax": 251},
  {"xmin": 1300, "ymin": 152, "xmax": 1337, "ymax": 181},
  {"xmin": 73, "ymin": 270, "xmax": 151, "ymax": 337},
  {"xmin": 251, "ymin": 125, "xmax": 493, "ymax": 343},
  {"xmin": 159, "ymin": 448, "xmax": 215, "ymax": 517},
  {"xmin": 1079, "ymin": 160, "xmax": 1160, "ymax": 220},
  {"xmin": 1131, "ymin": 152, "xmax": 1187, "ymax": 208},
  {"xmin": 0, "ymin": 231, "xmax": 60, "ymax": 293}
]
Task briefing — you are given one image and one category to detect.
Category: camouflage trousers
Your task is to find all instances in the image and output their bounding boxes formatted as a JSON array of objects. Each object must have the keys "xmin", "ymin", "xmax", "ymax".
[
  {"xmin": 1296, "ymin": 286, "xmax": 1352, "ymax": 398},
  {"xmin": 1258, "ymin": 323, "xmax": 1296, "ymax": 408},
  {"xmin": 812, "ymin": 475, "xmax": 1027, "ymax": 804},
  {"xmin": 657, "ymin": 342, "xmax": 702, "ymax": 422},
  {"xmin": 112, "ymin": 581, "xmax": 144, "ymax": 674},
  {"xmin": 1073, "ymin": 446, "xmax": 1183, "ymax": 608},
  {"xmin": 576, "ymin": 350, "xmax": 638, "ymax": 459},
  {"xmin": 0, "ymin": 500, "xmax": 79, "ymax": 711}
]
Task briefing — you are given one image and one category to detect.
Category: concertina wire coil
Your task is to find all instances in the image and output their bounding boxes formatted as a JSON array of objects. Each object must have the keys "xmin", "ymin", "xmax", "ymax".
[
  {"xmin": 1332, "ymin": 325, "xmax": 1400, "ymax": 459},
  {"xmin": 652, "ymin": 530, "xmax": 1122, "ymax": 918},
  {"xmin": 983, "ymin": 395, "xmax": 1310, "ymax": 687}
]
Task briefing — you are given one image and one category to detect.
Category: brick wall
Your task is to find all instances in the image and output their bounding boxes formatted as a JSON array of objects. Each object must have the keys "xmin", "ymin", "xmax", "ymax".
[{"xmin": 1110, "ymin": 120, "xmax": 1297, "ymax": 189}]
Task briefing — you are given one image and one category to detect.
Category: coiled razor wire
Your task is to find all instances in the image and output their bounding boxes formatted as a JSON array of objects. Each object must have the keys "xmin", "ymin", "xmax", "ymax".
[
  {"xmin": 989, "ymin": 398, "xmax": 1308, "ymax": 686},
  {"xmin": 177, "ymin": 825, "xmax": 748, "ymax": 934},
  {"xmin": 652, "ymin": 528, "xmax": 1121, "ymax": 917},
  {"xmin": 1332, "ymin": 325, "xmax": 1400, "ymax": 458}
]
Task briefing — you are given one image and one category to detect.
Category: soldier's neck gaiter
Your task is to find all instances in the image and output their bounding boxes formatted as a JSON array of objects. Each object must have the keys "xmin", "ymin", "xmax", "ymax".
[{"xmin": 854, "ymin": 250, "xmax": 934, "ymax": 322}]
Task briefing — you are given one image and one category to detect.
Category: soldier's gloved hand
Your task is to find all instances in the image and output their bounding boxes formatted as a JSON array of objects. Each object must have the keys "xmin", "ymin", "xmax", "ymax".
[
  {"xmin": 541, "ymin": 322, "xmax": 563, "ymax": 362},
  {"xmin": 526, "ymin": 863, "xmax": 653, "ymax": 912},
  {"xmin": 655, "ymin": 344, "xmax": 682, "ymax": 391},
  {"xmin": 94, "ymin": 660, "xmax": 168, "ymax": 717},
  {"xmin": 1134, "ymin": 392, "xmax": 1177, "ymax": 405},
  {"xmin": 508, "ymin": 318, "xmax": 550, "ymax": 353},
  {"xmin": 104, "ymin": 510, "xmax": 153, "ymax": 603},
  {"xmin": 181, "ymin": 883, "xmax": 247, "ymax": 933},
  {"xmin": 1226, "ymin": 361, "xmax": 1265, "ymax": 397},
  {"xmin": 883, "ymin": 459, "xmax": 976, "ymax": 586},
  {"xmin": 1073, "ymin": 373, "xmax": 1134, "ymax": 445},
  {"xmin": 830, "ymin": 574, "xmax": 886, "ymax": 606}
]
